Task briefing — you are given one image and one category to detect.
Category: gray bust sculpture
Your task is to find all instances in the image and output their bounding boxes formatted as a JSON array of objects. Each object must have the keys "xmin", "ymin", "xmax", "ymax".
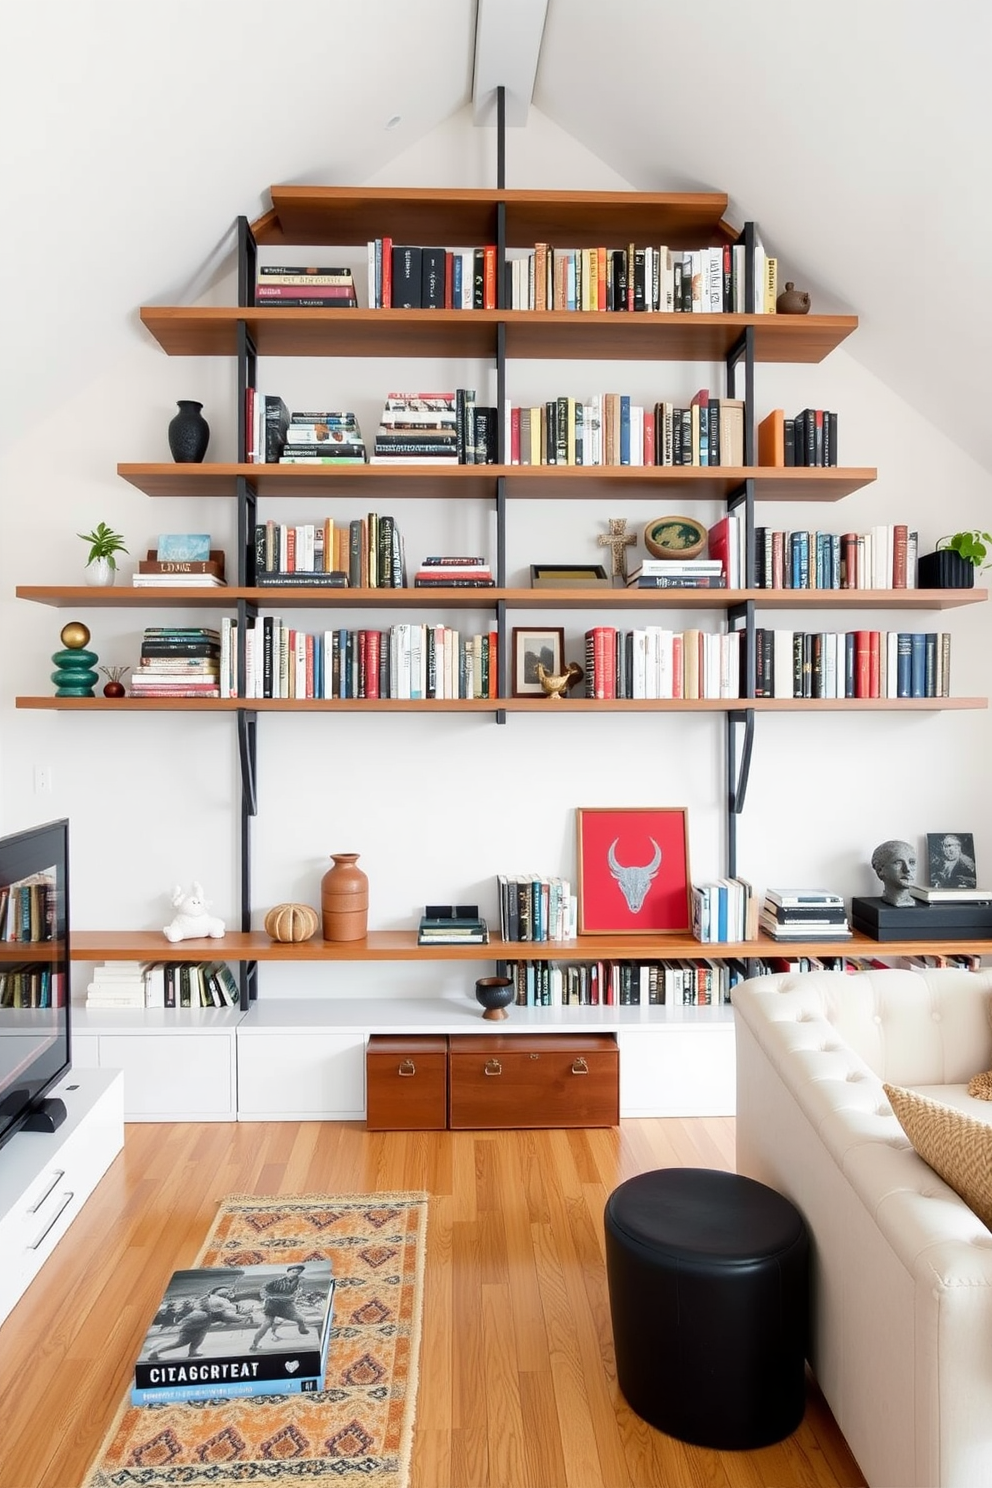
[{"xmin": 871, "ymin": 839, "xmax": 917, "ymax": 907}]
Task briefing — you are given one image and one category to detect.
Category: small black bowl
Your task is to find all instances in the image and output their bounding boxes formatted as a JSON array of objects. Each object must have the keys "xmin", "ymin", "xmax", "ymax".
[{"xmin": 475, "ymin": 975, "xmax": 514, "ymax": 1020}]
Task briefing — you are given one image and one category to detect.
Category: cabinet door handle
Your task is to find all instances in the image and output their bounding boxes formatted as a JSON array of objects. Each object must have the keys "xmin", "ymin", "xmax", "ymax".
[
  {"xmin": 398, "ymin": 1060, "xmax": 416, "ymax": 1077},
  {"xmin": 29, "ymin": 1169, "xmax": 66, "ymax": 1213},
  {"xmin": 484, "ymin": 1058, "xmax": 502, "ymax": 1076},
  {"xmin": 571, "ymin": 1057, "xmax": 589, "ymax": 1075},
  {"xmin": 29, "ymin": 1191, "xmax": 74, "ymax": 1249}
]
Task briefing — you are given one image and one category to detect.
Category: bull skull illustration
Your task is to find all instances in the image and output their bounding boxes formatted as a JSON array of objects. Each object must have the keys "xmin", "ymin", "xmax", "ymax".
[{"xmin": 607, "ymin": 838, "xmax": 662, "ymax": 914}]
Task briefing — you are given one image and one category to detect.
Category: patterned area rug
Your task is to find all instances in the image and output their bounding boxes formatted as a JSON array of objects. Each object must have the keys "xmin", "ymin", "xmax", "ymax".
[{"xmin": 83, "ymin": 1191, "xmax": 428, "ymax": 1488}]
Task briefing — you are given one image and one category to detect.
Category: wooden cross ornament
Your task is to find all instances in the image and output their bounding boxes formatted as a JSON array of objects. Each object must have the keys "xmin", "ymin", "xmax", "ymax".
[{"xmin": 599, "ymin": 518, "xmax": 636, "ymax": 582}]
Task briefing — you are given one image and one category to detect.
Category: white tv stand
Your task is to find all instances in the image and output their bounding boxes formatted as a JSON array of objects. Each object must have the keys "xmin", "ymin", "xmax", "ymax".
[{"xmin": 0, "ymin": 1068, "xmax": 124, "ymax": 1328}]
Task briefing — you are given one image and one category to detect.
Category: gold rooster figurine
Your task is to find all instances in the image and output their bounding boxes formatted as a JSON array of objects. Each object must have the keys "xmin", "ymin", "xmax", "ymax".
[{"xmin": 536, "ymin": 660, "xmax": 584, "ymax": 699}]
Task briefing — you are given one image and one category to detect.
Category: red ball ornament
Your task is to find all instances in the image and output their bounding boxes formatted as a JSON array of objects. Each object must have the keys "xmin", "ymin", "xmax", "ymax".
[{"xmin": 103, "ymin": 681, "xmax": 126, "ymax": 698}]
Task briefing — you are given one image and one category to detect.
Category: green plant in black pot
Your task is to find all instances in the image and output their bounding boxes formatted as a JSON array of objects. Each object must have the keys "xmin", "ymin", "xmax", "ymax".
[
  {"xmin": 937, "ymin": 530, "xmax": 992, "ymax": 571},
  {"xmin": 918, "ymin": 529, "xmax": 992, "ymax": 589}
]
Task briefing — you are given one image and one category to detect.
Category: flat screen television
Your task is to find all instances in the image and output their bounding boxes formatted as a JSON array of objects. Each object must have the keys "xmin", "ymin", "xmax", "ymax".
[{"xmin": 0, "ymin": 818, "xmax": 71, "ymax": 1150}]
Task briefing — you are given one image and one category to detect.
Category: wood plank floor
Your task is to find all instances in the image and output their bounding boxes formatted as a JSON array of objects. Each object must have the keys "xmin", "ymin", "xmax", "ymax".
[{"xmin": 0, "ymin": 1118, "xmax": 868, "ymax": 1488}]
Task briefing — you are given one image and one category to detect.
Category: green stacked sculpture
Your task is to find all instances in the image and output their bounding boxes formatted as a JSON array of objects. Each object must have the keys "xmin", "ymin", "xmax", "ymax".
[{"xmin": 52, "ymin": 621, "xmax": 99, "ymax": 697}]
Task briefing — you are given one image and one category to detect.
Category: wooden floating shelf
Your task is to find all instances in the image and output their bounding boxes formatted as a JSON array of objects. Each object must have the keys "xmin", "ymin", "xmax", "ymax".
[
  {"xmin": 70, "ymin": 926, "xmax": 992, "ymax": 964},
  {"xmin": 139, "ymin": 307, "xmax": 858, "ymax": 364},
  {"xmin": 17, "ymin": 695, "xmax": 987, "ymax": 714},
  {"xmin": 258, "ymin": 186, "xmax": 738, "ymax": 251},
  {"xmin": 18, "ymin": 584, "xmax": 983, "ymax": 612},
  {"xmin": 115, "ymin": 461, "xmax": 878, "ymax": 503}
]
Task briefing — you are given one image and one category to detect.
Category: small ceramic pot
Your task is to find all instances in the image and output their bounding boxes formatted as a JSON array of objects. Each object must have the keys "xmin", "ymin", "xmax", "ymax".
[
  {"xmin": 86, "ymin": 557, "xmax": 116, "ymax": 587},
  {"xmin": 475, "ymin": 975, "xmax": 514, "ymax": 1021}
]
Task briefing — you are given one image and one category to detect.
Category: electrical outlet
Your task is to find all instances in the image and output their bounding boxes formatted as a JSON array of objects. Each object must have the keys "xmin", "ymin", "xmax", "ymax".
[{"xmin": 33, "ymin": 765, "xmax": 52, "ymax": 794}]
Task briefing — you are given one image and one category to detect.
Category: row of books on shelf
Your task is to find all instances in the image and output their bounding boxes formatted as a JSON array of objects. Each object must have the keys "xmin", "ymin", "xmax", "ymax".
[
  {"xmin": 0, "ymin": 967, "xmax": 65, "ymax": 1008},
  {"xmin": 85, "ymin": 961, "xmax": 240, "ymax": 1009},
  {"xmin": 754, "ymin": 628, "xmax": 952, "ymax": 700},
  {"xmin": 508, "ymin": 391, "xmax": 745, "ymax": 467},
  {"xmin": 1, "ymin": 871, "xmax": 55, "ymax": 942},
  {"xmin": 753, "ymin": 525, "xmax": 919, "ymax": 590},
  {"xmin": 691, "ymin": 877, "xmax": 758, "ymax": 943},
  {"xmin": 502, "ymin": 958, "xmax": 744, "ymax": 1007},
  {"xmin": 223, "ymin": 619, "xmax": 498, "ymax": 701},
  {"xmin": 495, "ymin": 876, "xmax": 576, "ymax": 942},
  {"xmin": 132, "ymin": 1259, "xmax": 335, "ymax": 1405},
  {"xmin": 756, "ymin": 408, "xmax": 839, "ymax": 468},
  {"xmin": 584, "ymin": 626, "xmax": 742, "ymax": 700},
  {"xmin": 365, "ymin": 238, "xmax": 779, "ymax": 315},
  {"xmin": 253, "ymin": 514, "xmax": 405, "ymax": 588}
]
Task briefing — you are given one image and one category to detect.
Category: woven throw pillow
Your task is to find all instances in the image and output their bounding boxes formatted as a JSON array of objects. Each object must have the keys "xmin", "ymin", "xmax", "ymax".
[
  {"xmin": 884, "ymin": 1082, "xmax": 992, "ymax": 1230},
  {"xmin": 968, "ymin": 995, "xmax": 992, "ymax": 1100}
]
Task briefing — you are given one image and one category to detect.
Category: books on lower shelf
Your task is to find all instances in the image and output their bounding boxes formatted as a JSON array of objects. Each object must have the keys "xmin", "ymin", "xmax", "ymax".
[
  {"xmin": 754, "ymin": 628, "xmax": 951, "ymax": 699},
  {"xmin": 225, "ymin": 618, "xmax": 498, "ymax": 701},
  {"xmin": 84, "ymin": 961, "xmax": 240, "ymax": 1009},
  {"xmin": 131, "ymin": 1259, "xmax": 334, "ymax": 1406}
]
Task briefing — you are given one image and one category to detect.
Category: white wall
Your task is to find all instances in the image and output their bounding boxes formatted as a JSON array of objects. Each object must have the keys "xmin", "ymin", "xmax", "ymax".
[{"xmin": 2, "ymin": 99, "xmax": 990, "ymax": 1004}]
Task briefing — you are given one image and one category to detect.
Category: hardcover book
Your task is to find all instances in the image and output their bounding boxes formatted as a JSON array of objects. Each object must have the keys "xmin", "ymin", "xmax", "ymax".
[{"xmin": 131, "ymin": 1259, "xmax": 334, "ymax": 1406}]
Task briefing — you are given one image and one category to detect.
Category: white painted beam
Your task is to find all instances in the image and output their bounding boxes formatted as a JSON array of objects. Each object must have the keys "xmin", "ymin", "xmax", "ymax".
[{"xmin": 473, "ymin": 0, "xmax": 549, "ymax": 126}]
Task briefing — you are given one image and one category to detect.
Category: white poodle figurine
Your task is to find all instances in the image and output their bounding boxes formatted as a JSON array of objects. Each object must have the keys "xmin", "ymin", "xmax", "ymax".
[{"xmin": 163, "ymin": 883, "xmax": 226, "ymax": 942}]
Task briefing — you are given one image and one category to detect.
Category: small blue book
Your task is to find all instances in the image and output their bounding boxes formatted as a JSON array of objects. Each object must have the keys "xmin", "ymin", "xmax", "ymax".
[{"xmin": 158, "ymin": 534, "xmax": 212, "ymax": 561}]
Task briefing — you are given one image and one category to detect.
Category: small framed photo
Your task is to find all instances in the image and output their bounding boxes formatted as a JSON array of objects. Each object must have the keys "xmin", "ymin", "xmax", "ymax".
[
  {"xmin": 512, "ymin": 626, "xmax": 565, "ymax": 697},
  {"xmin": 926, "ymin": 832, "xmax": 978, "ymax": 890},
  {"xmin": 530, "ymin": 563, "xmax": 610, "ymax": 588},
  {"xmin": 576, "ymin": 807, "xmax": 691, "ymax": 935}
]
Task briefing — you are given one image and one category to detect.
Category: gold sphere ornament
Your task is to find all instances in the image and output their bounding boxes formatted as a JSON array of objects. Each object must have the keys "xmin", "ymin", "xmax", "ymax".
[{"xmin": 60, "ymin": 621, "xmax": 91, "ymax": 650}]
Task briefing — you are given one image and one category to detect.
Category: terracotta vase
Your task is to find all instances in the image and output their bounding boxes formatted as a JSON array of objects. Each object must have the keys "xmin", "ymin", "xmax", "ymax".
[{"xmin": 321, "ymin": 853, "xmax": 369, "ymax": 941}]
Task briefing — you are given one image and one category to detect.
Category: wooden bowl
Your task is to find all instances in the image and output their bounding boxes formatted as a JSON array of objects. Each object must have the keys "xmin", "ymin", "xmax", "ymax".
[{"xmin": 644, "ymin": 515, "xmax": 708, "ymax": 561}]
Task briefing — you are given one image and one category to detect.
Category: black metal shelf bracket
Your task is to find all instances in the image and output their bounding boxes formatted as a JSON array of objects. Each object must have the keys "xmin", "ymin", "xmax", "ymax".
[
  {"xmin": 237, "ymin": 215, "xmax": 258, "ymax": 310},
  {"xmin": 726, "ymin": 708, "xmax": 755, "ymax": 878}
]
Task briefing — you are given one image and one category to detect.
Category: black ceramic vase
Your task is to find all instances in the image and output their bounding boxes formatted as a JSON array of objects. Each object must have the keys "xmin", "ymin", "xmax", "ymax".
[
  {"xmin": 168, "ymin": 400, "xmax": 210, "ymax": 463},
  {"xmin": 475, "ymin": 975, "xmax": 514, "ymax": 1021},
  {"xmin": 917, "ymin": 549, "xmax": 975, "ymax": 589}
]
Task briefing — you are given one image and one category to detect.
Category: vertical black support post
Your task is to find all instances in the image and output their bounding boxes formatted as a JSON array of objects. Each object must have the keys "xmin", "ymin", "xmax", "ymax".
[
  {"xmin": 725, "ymin": 707, "xmax": 755, "ymax": 880},
  {"xmin": 496, "ymin": 85, "xmax": 506, "ymax": 191},
  {"xmin": 237, "ymin": 708, "xmax": 258, "ymax": 1003},
  {"xmin": 236, "ymin": 322, "xmax": 257, "ymax": 466},
  {"xmin": 237, "ymin": 215, "xmax": 257, "ymax": 309}
]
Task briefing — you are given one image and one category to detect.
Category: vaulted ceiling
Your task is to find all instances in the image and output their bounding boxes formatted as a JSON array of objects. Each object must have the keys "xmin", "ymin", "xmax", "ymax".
[{"xmin": 4, "ymin": 0, "xmax": 991, "ymax": 474}]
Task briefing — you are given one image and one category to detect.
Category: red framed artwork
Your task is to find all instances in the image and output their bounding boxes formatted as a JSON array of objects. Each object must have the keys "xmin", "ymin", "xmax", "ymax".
[{"xmin": 576, "ymin": 807, "xmax": 691, "ymax": 935}]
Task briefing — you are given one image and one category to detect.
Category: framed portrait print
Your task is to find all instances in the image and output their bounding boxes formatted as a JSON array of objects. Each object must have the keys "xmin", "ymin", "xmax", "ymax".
[
  {"xmin": 926, "ymin": 831, "xmax": 978, "ymax": 890},
  {"xmin": 512, "ymin": 626, "xmax": 565, "ymax": 697},
  {"xmin": 576, "ymin": 807, "xmax": 691, "ymax": 935}
]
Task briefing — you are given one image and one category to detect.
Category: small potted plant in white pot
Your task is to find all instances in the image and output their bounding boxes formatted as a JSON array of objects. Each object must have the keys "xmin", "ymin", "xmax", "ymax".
[{"xmin": 78, "ymin": 522, "xmax": 128, "ymax": 587}]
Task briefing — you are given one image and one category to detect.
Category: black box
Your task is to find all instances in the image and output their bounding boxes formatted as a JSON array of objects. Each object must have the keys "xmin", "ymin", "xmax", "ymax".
[{"xmin": 852, "ymin": 895, "xmax": 992, "ymax": 941}]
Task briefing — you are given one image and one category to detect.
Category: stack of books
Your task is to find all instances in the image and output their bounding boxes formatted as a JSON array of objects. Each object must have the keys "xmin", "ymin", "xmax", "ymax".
[
  {"xmin": 130, "ymin": 627, "xmax": 221, "ymax": 699},
  {"xmin": 131, "ymin": 1260, "xmax": 335, "ymax": 1405},
  {"xmin": 759, "ymin": 889, "xmax": 851, "ymax": 941},
  {"xmin": 132, "ymin": 535, "xmax": 226, "ymax": 589},
  {"xmin": 417, "ymin": 905, "xmax": 489, "ymax": 946},
  {"xmin": 86, "ymin": 961, "xmax": 147, "ymax": 1008},
  {"xmin": 413, "ymin": 556, "xmax": 494, "ymax": 588},
  {"xmin": 255, "ymin": 264, "xmax": 357, "ymax": 308},
  {"xmin": 371, "ymin": 391, "xmax": 467, "ymax": 465},
  {"xmin": 908, "ymin": 885, "xmax": 992, "ymax": 905},
  {"xmin": 626, "ymin": 558, "xmax": 726, "ymax": 590},
  {"xmin": 279, "ymin": 411, "xmax": 366, "ymax": 465}
]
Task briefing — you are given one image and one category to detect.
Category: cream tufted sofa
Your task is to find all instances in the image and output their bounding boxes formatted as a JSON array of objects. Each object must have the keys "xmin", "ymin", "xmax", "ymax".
[{"xmin": 732, "ymin": 967, "xmax": 992, "ymax": 1488}]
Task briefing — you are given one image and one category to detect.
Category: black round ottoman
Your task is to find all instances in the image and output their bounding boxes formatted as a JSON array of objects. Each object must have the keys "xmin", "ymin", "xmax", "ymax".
[{"xmin": 604, "ymin": 1167, "xmax": 809, "ymax": 1450}]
